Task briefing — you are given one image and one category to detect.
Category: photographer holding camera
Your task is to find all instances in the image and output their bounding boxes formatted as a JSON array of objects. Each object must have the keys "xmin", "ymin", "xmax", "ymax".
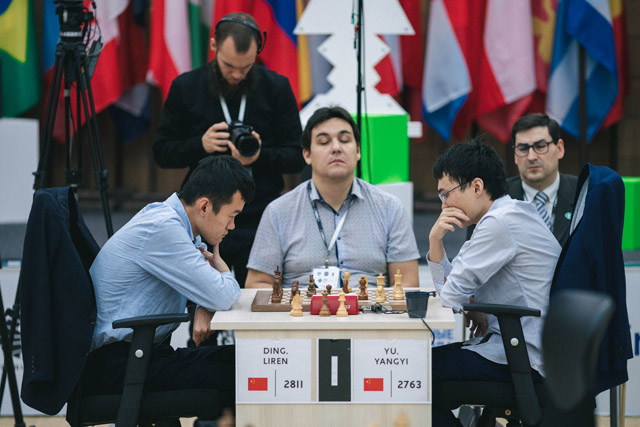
[{"xmin": 154, "ymin": 13, "xmax": 305, "ymax": 287}]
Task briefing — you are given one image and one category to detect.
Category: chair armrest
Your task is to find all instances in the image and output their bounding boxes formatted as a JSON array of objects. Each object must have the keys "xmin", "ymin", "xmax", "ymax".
[
  {"xmin": 462, "ymin": 303, "xmax": 540, "ymax": 318},
  {"xmin": 112, "ymin": 312, "xmax": 189, "ymax": 427},
  {"xmin": 463, "ymin": 302, "xmax": 542, "ymax": 425},
  {"xmin": 112, "ymin": 313, "xmax": 189, "ymax": 330}
]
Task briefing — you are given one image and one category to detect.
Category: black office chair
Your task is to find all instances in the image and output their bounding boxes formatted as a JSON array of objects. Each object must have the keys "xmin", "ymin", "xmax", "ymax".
[
  {"xmin": 434, "ymin": 303, "xmax": 546, "ymax": 427},
  {"xmin": 19, "ymin": 187, "xmax": 227, "ymax": 426},
  {"xmin": 542, "ymin": 290, "xmax": 615, "ymax": 427}
]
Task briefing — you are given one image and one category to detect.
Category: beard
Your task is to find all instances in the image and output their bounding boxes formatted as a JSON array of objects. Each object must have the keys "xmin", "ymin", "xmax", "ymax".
[{"xmin": 208, "ymin": 58, "xmax": 255, "ymax": 99}]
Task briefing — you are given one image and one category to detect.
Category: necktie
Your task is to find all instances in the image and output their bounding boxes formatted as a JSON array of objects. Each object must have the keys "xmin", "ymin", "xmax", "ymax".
[{"xmin": 534, "ymin": 191, "xmax": 552, "ymax": 230}]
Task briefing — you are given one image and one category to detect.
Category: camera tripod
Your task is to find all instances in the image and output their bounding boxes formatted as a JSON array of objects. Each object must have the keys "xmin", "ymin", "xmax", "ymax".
[
  {"xmin": 0, "ymin": 260, "xmax": 24, "ymax": 427},
  {"xmin": 33, "ymin": 6, "xmax": 113, "ymax": 237}
]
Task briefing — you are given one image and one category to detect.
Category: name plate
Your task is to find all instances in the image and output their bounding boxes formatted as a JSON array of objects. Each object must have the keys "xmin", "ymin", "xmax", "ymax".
[
  {"xmin": 352, "ymin": 339, "xmax": 430, "ymax": 403},
  {"xmin": 236, "ymin": 338, "xmax": 312, "ymax": 403}
]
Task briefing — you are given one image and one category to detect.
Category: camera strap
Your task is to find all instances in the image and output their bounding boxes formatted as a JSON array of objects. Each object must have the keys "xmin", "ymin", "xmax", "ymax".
[{"xmin": 219, "ymin": 94, "xmax": 247, "ymax": 123}]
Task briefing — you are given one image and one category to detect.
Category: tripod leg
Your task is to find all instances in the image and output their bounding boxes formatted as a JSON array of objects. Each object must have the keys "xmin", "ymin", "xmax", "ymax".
[
  {"xmin": 74, "ymin": 55, "xmax": 114, "ymax": 237},
  {"xmin": 0, "ymin": 286, "xmax": 25, "ymax": 427},
  {"xmin": 34, "ymin": 50, "xmax": 66, "ymax": 189}
]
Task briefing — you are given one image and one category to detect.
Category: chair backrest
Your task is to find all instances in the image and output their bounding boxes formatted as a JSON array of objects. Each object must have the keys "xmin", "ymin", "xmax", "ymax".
[
  {"xmin": 19, "ymin": 187, "xmax": 100, "ymax": 415},
  {"xmin": 542, "ymin": 289, "xmax": 615, "ymax": 411}
]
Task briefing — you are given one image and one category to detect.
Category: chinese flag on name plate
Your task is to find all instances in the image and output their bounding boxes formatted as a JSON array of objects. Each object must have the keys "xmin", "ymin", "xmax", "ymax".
[
  {"xmin": 248, "ymin": 377, "xmax": 268, "ymax": 391},
  {"xmin": 364, "ymin": 378, "xmax": 384, "ymax": 392}
]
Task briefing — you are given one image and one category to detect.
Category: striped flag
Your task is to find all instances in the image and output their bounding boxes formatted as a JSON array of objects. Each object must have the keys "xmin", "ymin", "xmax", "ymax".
[
  {"xmin": 600, "ymin": 0, "xmax": 628, "ymax": 130},
  {"xmin": 421, "ymin": 0, "xmax": 471, "ymax": 141},
  {"xmin": 148, "ymin": 0, "xmax": 192, "ymax": 99},
  {"xmin": 475, "ymin": 0, "xmax": 536, "ymax": 142},
  {"xmin": 0, "ymin": 0, "xmax": 40, "ymax": 117},
  {"xmin": 546, "ymin": 0, "xmax": 618, "ymax": 141}
]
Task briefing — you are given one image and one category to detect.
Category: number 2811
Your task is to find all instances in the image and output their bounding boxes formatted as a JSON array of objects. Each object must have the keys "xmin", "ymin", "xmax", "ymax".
[{"xmin": 284, "ymin": 380, "xmax": 303, "ymax": 388}]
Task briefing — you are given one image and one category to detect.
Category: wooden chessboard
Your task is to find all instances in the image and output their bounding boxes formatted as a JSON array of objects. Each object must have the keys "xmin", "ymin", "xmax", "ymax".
[{"xmin": 250, "ymin": 289, "xmax": 407, "ymax": 312}]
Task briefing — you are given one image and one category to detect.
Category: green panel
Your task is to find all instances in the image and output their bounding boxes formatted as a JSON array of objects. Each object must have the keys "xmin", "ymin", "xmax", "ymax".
[
  {"xmin": 352, "ymin": 114, "xmax": 409, "ymax": 185},
  {"xmin": 622, "ymin": 176, "xmax": 640, "ymax": 251}
]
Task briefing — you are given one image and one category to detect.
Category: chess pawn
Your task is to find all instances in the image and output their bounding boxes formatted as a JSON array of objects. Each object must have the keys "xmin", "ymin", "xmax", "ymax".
[
  {"xmin": 319, "ymin": 290, "xmax": 331, "ymax": 316},
  {"xmin": 375, "ymin": 274, "xmax": 386, "ymax": 303},
  {"xmin": 343, "ymin": 270, "xmax": 352, "ymax": 293},
  {"xmin": 290, "ymin": 292, "xmax": 303, "ymax": 317},
  {"xmin": 307, "ymin": 274, "xmax": 316, "ymax": 297},
  {"xmin": 358, "ymin": 276, "xmax": 368, "ymax": 300},
  {"xmin": 326, "ymin": 284, "xmax": 332, "ymax": 295},
  {"xmin": 393, "ymin": 269, "xmax": 405, "ymax": 300},
  {"xmin": 290, "ymin": 280, "xmax": 299, "ymax": 304},
  {"xmin": 336, "ymin": 290, "xmax": 348, "ymax": 317}
]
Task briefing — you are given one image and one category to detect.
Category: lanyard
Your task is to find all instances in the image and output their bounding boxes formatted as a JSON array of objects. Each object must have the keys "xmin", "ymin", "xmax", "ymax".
[
  {"xmin": 307, "ymin": 182, "xmax": 355, "ymax": 268},
  {"xmin": 219, "ymin": 94, "xmax": 247, "ymax": 123}
]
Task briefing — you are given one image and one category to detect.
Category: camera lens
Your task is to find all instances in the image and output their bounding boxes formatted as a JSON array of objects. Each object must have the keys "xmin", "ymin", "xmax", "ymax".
[{"xmin": 235, "ymin": 133, "xmax": 259, "ymax": 157}]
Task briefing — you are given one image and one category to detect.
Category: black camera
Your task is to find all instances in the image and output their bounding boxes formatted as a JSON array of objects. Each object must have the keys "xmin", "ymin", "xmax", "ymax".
[{"xmin": 228, "ymin": 121, "xmax": 259, "ymax": 158}]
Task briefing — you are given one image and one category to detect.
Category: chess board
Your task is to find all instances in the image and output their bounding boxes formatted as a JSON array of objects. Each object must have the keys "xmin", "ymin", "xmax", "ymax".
[{"xmin": 251, "ymin": 289, "xmax": 408, "ymax": 312}]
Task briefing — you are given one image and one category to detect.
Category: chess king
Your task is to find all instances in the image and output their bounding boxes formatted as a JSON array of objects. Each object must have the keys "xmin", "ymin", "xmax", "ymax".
[{"xmin": 245, "ymin": 106, "xmax": 420, "ymax": 289}]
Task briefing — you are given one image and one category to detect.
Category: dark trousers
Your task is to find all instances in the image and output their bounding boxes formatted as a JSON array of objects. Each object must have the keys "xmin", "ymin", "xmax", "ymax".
[
  {"xmin": 432, "ymin": 342, "xmax": 543, "ymax": 427},
  {"xmin": 83, "ymin": 340, "xmax": 236, "ymax": 408}
]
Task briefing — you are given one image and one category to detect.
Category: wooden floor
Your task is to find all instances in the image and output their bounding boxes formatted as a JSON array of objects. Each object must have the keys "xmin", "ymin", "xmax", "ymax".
[{"xmin": 0, "ymin": 415, "xmax": 638, "ymax": 427}]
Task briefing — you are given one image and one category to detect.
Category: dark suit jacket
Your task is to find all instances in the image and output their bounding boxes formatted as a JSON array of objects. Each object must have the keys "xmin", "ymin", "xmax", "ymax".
[
  {"xmin": 551, "ymin": 164, "xmax": 632, "ymax": 393},
  {"xmin": 19, "ymin": 188, "xmax": 100, "ymax": 415},
  {"xmin": 506, "ymin": 173, "xmax": 578, "ymax": 246}
]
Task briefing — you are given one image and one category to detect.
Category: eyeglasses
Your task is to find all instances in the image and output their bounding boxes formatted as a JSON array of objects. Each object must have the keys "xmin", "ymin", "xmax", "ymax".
[
  {"xmin": 438, "ymin": 183, "xmax": 466, "ymax": 203},
  {"xmin": 514, "ymin": 140, "xmax": 553, "ymax": 157}
]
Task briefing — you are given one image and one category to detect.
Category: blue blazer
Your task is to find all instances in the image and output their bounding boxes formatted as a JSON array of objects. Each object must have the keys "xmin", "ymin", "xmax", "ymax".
[
  {"xmin": 19, "ymin": 188, "xmax": 100, "ymax": 414},
  {"xmin": 551, "ymin": 164, "xmax": 632, "ymax": 393}
]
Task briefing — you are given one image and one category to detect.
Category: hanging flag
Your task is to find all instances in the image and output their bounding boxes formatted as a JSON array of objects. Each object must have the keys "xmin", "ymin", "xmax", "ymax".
[
  {"xmin": 189, "ymin": 0, "xmax": 215, "ymax": 70},
  {"xmin": 0, "ymin": 0, "xmax": 40, "ymax": 117},
  {"xmin": 248, "ymin": 377, "xmax": 268, "ymax": 391},
  {"xmin": 475, "ymin": 0, "xmax": 536, "ymax": 142},
  {"xmin": 148, "ymin": 0, "xmax": 192, "ymax": 99},
  {"xmin": 375, "ymin": 35, "xmax": 402, "ymax": 98},
  {"xmin": 600, "ymin": 0, "xmax": 628, "ymax": 130},
  {"xmin": 529, "ymin": 0, "xmax": 558, "ymax": 113},
  {"xmin": 422, "ymin": 0, "xmax": 471, "ymax": 141},
  {"xmin": 546, "ymin": 0, "xmax": 618, "ymax": 141},
  {"xmin": 363, "ymin": 377, "xmax": 384, "ymax": 391},
  {"xmin": 211, "ymin": 0, "xmax": 300, "ymax": 103}
]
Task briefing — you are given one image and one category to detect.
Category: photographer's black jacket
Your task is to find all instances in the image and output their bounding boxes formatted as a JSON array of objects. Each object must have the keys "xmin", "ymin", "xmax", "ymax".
[{"xmin": 154, "ymin": 62, "xmax": 305, "ymax": 227}]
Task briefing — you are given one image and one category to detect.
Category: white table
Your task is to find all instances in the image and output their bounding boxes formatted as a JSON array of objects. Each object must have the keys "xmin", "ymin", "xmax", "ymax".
[{"xmin": 211, "ymin": 289, "xmax": 455, "ymax": 427}]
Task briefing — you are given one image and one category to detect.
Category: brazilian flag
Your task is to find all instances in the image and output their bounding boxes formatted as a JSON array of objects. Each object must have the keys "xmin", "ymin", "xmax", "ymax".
[{"xmin": 0, "ymin": 0, "xmax": 40, "ymax": 117}]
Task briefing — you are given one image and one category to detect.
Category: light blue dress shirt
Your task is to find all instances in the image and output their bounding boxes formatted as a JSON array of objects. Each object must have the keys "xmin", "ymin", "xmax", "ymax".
[
  {"xmin": 428, "ymin": 196, "xmax": 561, "ymax": 374},
  {"xmin": 90, "ymin": 193, "xmax": 240, "ymax": 351}
]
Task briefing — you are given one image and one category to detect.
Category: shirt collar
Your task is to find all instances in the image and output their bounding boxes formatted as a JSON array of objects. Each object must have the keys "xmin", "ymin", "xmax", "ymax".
[
  {"xmin": 166, "ymin": 192, "xmax": 198, "ymax": 243},
  {"xmin": 308, "ymin": 178, "xmax": 363, "ymax": 203},
  {"xmin": 521, "ymin": 172, "xmax": 560, "ymax": 203}
]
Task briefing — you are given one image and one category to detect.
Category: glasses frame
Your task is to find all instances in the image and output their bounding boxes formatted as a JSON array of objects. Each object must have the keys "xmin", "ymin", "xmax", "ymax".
[
  {"xmin": 513, "ymin": 140, "xmax": 554, "ymax": 157},
  {"xmin": 438, "ymin": 182, "xmax": 466, "ymax": 203}
]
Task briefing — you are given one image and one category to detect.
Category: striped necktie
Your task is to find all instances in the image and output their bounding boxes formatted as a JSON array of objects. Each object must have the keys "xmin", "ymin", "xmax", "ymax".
[{"xmin": 534, "ymin": 191, "xmax": 552, "ymax": 230}]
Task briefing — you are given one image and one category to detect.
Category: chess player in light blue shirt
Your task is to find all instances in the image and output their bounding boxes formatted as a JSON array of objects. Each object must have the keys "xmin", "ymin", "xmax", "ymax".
[
  {"xmin": 84, "ymin": 155, "xmax": 254, "ymax": 404},
  {"xmin": 426, "ymin": 139, "xmax": 561, "ymax": 426}
]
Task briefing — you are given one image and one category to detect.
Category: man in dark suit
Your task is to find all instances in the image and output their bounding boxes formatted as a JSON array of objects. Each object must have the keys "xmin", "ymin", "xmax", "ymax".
[
  {"xmin": 509, "ymin": 114, "xmax": 577, "ymax": 246},
  {"xmin": 467, "ymin": 114, "xmax": 577, "ymax": 246}
]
